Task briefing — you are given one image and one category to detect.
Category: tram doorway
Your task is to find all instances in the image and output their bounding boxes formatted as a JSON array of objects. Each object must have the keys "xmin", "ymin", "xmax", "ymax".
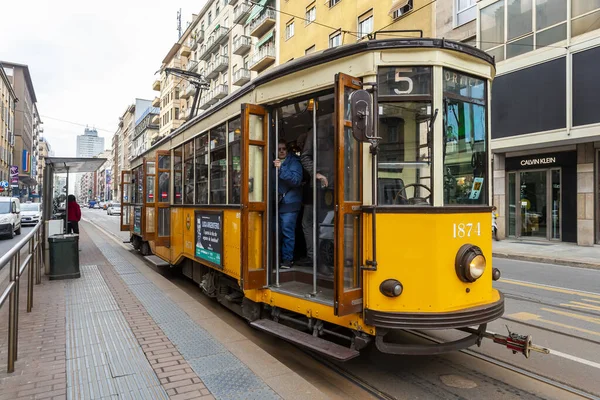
[{"xmin": 270, "ymin": 92, "xmax": 337, "ymax": 304}]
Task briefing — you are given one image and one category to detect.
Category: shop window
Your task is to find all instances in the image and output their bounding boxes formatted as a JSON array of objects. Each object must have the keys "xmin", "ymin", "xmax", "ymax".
[
  {"xmin": 228, "ymin": 116, "xmax": 242, "ymax": 204},
  {"xmin": 210, "ymin": 123, "xmax": 227, "ymax": 204},
  {"xmin": 195, "ymin": 134, "xmax": 209, "ymax": 204},
  {"xmin": 443, "ymin": 69, "xmax": 487, "ymax": 206}
]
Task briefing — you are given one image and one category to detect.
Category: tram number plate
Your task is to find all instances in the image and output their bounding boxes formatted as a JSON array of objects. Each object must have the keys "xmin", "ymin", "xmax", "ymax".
[{"xmin": 453, "ymin": 223, "xmax": 481, "ymax": 238}]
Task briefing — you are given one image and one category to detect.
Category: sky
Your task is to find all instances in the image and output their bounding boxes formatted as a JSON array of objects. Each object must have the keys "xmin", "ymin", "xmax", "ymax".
[{"xmin": 0, "ymin": 0, "xmax": 206, "ymax": 157}]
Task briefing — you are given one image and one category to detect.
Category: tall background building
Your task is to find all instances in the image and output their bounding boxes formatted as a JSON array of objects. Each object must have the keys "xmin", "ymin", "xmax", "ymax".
[
  {"xmin": 0, "ymin": 63, "xmax": 17, "ymax": 197},
  {"xmin": 76, "ymin": 127, "xmax": 105, "ymax": 158}
]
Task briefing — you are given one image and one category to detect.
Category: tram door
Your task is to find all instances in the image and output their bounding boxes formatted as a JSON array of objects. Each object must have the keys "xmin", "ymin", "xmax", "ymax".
[
  {"xmin": 334, "ymin": 73, "xmax": 363, "ymax": 316},
  {"xmin": 120, "ymin": 170, "xmax": 131, "ymax": 231},
  {"xmin": 143, "ymin": 158, "xmax": 156, "ymax": 241},
  {"xmin": 241, "ymin": 104, "xmax": 269, "ymax": 290}
]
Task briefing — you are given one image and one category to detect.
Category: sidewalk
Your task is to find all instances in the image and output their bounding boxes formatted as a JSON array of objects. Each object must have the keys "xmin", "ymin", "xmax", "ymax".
[
  {"xmin": 0, "ymin": 222, "xmax": 332, "ymax": 400},
  {"xmin": 493, "ymin": 239, "xmax": 600, "ymax": 269}
]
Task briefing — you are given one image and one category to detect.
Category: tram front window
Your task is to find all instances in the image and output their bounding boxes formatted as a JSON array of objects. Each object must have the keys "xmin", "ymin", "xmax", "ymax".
[
  {"xmin": 443, "ymin": 69, "xmax": 487, "ymax": 205},
  {"xmin": 378, "ymin": 102, "xmax": 432, "ymax": 205}
]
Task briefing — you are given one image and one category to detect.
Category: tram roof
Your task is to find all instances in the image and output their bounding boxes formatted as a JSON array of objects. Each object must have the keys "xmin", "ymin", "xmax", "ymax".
[
  {"xmin": 146, "ymin": 37, "xmax": 495, "ymax": 156},
  {"xmin": 45, "ymin": 157, "xmax": 107, "ymax": 173}
]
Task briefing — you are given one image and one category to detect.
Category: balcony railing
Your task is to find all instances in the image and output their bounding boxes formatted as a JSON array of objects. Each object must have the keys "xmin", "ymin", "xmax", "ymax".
[
  {"xmin": 213, "ymin": 84, "xmax": 229, "ymax": 100},
  {"xmin": 249, "ymin": 46, "xmax": 276, "ymax": 71},
  {"xmin": 152, "ymin": 79, "xmax": 161, "ymax": 91},
  {"xmin": 233, "ymin": 2, "xmax": 252, "ymax": 24},
  {"xmin": 182, "ymin": 84, "xmax": 196, "ymax": 99},
  {"xmin": 248, "ymin": 9, "xmax": 276, "ymax": 38},
  {"xmin": 233, "ymin": 68, "xmax": 251, "ymax": 86},
  {"xmin": 229, "ymin": 0, "xmax": 239, "ymax": 5},
  {"xmin": 180, "ymin": 45, "xmax": 191, "ymax": 57},
  {"xmin": 233, "ymin": 35, "xmax": 252, "ymax": 55},
  {"xmin": 191, "ymin": 30, "xmax": 204, "ymax": 50},
  {"xmin": 152, "ymin": 97, "xmax": 160, "ymax": 107},
  {"xmin": 206, "ymin": 55, "xmax": 229, "ymax": 79},
  {"xmin": 187, "ymin": 61, "xmax": 199, "ymax": 73}
]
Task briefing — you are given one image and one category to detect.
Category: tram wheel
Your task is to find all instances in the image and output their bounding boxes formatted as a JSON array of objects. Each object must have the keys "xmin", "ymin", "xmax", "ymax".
[{"xmin": 140, "ymin": 241, "xmax": 151, "ymax": 256}]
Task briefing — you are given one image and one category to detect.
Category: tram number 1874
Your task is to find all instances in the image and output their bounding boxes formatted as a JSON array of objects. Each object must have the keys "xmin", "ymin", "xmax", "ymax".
[{"xmin": 453, "ymin": 223, "xmax": 481, "ymax": 238}]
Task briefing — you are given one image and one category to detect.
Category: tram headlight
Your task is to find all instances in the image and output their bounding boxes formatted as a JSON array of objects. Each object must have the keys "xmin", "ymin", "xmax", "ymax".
[
  {"xmin": 380, "ymin": 279, "xmax": 403, "ymax": 297},
  {"xmin": 455, "ymin": 244, "xmax": 486, "ymax": 283}
]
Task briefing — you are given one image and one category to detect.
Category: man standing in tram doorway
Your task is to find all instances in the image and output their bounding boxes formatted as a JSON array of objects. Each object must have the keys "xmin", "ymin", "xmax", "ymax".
[{"xmin": 274, "ymin": 139, "xmax": 303, "ymax": 269}]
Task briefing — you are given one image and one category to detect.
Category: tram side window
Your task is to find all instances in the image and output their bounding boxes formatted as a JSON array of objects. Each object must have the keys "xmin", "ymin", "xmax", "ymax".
[
  {"xmin": 442, "ymin": 69, "xmax": 487, "ymax": 205},
  {"xmin": 210, "ymin": 123, "xmax": 227, "ymax": 204},
  {"xmin": 195, "ymin": 134, "xmax": 209, "ymax": 204},
  {"xmin": 228, "ymin": 116, "xmax": 242, "ymax": 204},
  {"xmin": 173, "ymin": 147, "xmax": 183, "ymax": 204},
  {"xmin": 184, "ymin": 140, "xmax": 194, "ymax": 204},
  {"xmin": 377, "ymin": 66, "xmax": 433, "ymax": 206}
]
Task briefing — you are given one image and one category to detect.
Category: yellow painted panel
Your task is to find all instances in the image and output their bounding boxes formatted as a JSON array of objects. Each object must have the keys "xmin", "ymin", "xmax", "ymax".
[{"xmin": 363, "ymin": 212, "xmax": 500, "ymax": 313}]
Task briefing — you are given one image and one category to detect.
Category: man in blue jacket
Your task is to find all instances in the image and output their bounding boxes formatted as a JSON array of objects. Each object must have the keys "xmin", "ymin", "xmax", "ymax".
[{"xmin": 273, "ymin": 139, "xmax": 303, "ymax": 269}]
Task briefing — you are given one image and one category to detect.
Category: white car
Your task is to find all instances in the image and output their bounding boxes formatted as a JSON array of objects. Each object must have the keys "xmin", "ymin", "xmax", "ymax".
[
  {"xmin": 107, "ymin": 203, "xmax": 121, "ymax": 216},
  {"xmin": 0, "ymin": 197, "xmax": 22, "ymax": 238},
  {"xmin": 21, "ymin": 202, "xmax": 42, "ymax": 226}
]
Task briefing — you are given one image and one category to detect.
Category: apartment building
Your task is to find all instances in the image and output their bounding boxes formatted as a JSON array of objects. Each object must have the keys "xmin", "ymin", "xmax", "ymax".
[
  {"xmin": 133, "ymin": 106, "xmax": 159, "ymax": 158},
  {"xmin": 36, "ymin": 137, "xmax": 51, "ymax": 200},
  {"xmin": 279, "ymin": 0, "xmax": 433, "ymax": 61},
  {"xmin": 1, "ymin": 61, "xmax": 40, "ymax": 201},
  {"xmin": 477, "ymin": 0, "xmax": 600, "ymax": 245},
  {"xmin": 0, "ymin": 64, "xmax": 16, "ymax": 195},
  {"xmin": 111, "ymin": 130, "xmax": 121, "ymax": 201},
  {"xmin": 95, "ymin": 150, "xmax": 112, "ymax": 202}
]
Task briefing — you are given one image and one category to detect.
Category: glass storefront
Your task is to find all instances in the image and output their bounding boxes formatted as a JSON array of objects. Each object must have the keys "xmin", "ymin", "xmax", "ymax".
[{"xmin": 506, "ymin": 168, "xmax": 561, "ymax": 240}]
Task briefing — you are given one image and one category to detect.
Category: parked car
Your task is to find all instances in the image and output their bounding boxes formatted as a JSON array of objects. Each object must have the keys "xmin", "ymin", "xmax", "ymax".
[
  {"xmin": 21, "ymin": 202, "xmax": 42, "ymax": 226},
  {"xmin": 0, "ymin": 197, "xmax": 22, "ymax": 238},
  {"xmin": 107, "ymin": 203, "xmax": 121, "ymax": 216},
  {"xmin": 93, "ymin": 203, "xmax": 101, "ymax": 209}
]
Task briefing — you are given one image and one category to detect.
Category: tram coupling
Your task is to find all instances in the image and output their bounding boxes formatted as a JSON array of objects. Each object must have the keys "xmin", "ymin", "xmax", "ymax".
[{"xmin": 462, "ymin": 326, "xmax": 549, "ymax": 358}]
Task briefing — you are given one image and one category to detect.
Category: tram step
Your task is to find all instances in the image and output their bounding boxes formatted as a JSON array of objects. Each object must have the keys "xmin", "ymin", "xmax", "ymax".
[
  {"xmin": 250, "ymin": 319, "xmax": 359, "ymax": 362},
  {"xmin": 144, "ymin": 255, "xmax": 170, "ymax": 268}
]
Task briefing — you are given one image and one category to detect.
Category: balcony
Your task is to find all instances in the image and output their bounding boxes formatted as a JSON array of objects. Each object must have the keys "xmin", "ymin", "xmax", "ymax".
[
  {"xmin": 191, "ymin": 30, "xmax": 204, "ymax": 50},
  {"xmin": 182, "ymin": 84, "xmax": 196, "ymax": 99},
  {"xmin": 232, "ymin": 68, "xmax": 251, "ymax": 86},
  {"xmin": 233, "ymin": 2, "xmax": 252, "ymax": 24},
  {"xmin": 187, "ymin": 61, "xmax": 199, "ymax": 73},
  {"xmin": 152, "ymin": 97, "xmax": 160, "ymax": 108},
  {"xmin": 248, "ymin": 9, "xmax": 276, "ymax": 38},
  {"xmin": 200, "ymin": 26, "xmax": 230, "ymax": 61},
  {"xmin": 233, "ymin": 35, "xmax": 252, "ymax": 55},
  {"xmin": 180, "ymin": 45, "xmax": 191, "ymax": 58},
  {"xmin": 213, "ymin": 84, "xmax": 228, "ymax": 100},
  {"xmin": 249, "ymin": 46, "xmax": 276, "ymax": 72},
  {"xmin": 206, "ymin": 56, "xmax": 229, "ymax": 79},
  {"xmin": 229, "ymin": 0, "xmax": 238, "ymax": 5},
  {"xmin": 198, "ymin": 94, "xmax": 212, "ymax": 110},
  {"xmin": 152, "ymin": 79, "xmax": 161, "ymax": 91},
  {"xmin": 151, "ymin": 115, "xmax": 160, "ymax": 125}
]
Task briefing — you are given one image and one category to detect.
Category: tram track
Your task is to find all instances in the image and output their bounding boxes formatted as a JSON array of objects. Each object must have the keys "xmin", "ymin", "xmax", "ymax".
[
  {"xmin": 502, "ymin": 292, "xmax": 600, "ymax": 317},
  {"xmin": 406, "ymin": 329, "xmax": 599, "ymax": 400}
]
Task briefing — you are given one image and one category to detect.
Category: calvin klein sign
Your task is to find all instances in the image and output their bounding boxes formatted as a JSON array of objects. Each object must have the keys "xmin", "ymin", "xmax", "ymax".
[{"xmin": 506, "ymin": 151, "xmax": 576, "ymax": 171}]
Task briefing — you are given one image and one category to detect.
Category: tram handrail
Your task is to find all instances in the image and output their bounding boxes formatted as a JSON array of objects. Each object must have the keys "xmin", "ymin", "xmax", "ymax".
[{"xmin": 0, "ymin": 221, "xmax": 45, "ymax": 373}]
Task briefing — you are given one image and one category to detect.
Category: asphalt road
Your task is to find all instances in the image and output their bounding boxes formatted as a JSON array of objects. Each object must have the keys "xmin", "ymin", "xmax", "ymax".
[
  {"xmin": 0, "ymin": 225, "xmax": 36, "ymax": 269},
  {"xmin": 84, "ymin": 212, "xmax": 599, "ymax": 399}
]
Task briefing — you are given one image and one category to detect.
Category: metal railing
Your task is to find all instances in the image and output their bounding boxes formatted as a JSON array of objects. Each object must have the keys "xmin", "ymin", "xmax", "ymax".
[{"xmin": 0, "ymin": 222, "xmax": 44, "ymax": 373}]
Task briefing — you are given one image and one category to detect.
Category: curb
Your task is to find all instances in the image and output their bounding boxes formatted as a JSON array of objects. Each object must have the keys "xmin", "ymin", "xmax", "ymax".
[
  {"xmin": 492, "ymin": 252, "xmax": 600, "ymax": 270},
  {"xmin": 81, "ymin": 217, "xmax": 129, "ymax": 243}
]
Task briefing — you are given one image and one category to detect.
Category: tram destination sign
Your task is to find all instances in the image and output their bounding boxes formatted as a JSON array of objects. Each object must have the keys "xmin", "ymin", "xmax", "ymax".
[{"xmin": 195, "ymin": 211, "xmax": 223, "ymax": 268}]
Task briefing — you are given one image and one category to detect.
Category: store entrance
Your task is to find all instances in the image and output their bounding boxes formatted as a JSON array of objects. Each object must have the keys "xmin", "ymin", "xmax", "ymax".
[{"xmin": 507, "ymin": 169, "xmax": 561, "ymax": 240}]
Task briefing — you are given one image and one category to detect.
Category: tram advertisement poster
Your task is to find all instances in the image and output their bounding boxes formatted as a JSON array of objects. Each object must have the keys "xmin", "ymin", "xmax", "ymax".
[
  {"xmin": 133, "ymin": 206, "xmax": 142, "ymax": 234},
  {"xmin": 195, "ymin": 211, "xmax": 223, "ymax": 268}
]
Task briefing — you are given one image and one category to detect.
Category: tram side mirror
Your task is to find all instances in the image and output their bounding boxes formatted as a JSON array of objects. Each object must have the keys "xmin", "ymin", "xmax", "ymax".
[{"xmin": 349, "ymin": 90, "xmax": 373, "ymax": 142}]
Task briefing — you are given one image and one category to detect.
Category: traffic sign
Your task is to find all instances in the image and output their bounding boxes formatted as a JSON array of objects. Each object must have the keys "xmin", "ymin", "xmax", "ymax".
[{"xmin": 0, "ymin": 181, "xmax": 8, "ymax": 188}]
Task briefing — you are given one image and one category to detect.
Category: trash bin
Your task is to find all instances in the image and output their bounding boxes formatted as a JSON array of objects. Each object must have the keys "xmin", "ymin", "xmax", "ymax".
[{"xmin": 48, "ymin": 234, "xmax": 80, "ymax": 280}]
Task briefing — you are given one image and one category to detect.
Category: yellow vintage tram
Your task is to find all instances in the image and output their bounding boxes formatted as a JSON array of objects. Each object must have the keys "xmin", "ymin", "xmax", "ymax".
[{"xmin": 121, "ymin": 38, "xmax": 545, "ymax": 360}]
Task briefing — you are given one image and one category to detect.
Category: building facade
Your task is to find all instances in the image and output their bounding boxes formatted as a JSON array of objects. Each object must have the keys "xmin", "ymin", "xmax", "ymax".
[
  {"xmin": 478, "ymin": 0, "xmax": 600, "ymax": 245},
  {"xmin": 76, "ymin": 127, "xmax": 105, "ymax": 158},
  {"xmin": 111, "ymin": 130, "xmax": 121, "ymax": 202},
  {"xmin": 0, "ymin": 64, "xmax": 16, "ymax": 196},
  {"xmin": 133, "ymin": 106, "xmax": 159, "ymax": 158},
  {"xmin": 278, "ymin": 0, "xmax": 433, "ymax": 61},
  {"xmin": 95, "ymin": 150, "xmax": 112, "ymax": 202},
  {"xmin": 36, "ymin": 136, "xmax": 51, "ymax": 201},
  {"xmin": 1, "ymin": 61, "xmax": 39, "ymax": 201}
]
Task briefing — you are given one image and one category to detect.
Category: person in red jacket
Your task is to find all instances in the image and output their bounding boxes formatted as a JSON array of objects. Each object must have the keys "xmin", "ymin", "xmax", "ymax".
[{"xmin": 67, "ymin": 194, "xmax": 82, "ymax": 234}]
